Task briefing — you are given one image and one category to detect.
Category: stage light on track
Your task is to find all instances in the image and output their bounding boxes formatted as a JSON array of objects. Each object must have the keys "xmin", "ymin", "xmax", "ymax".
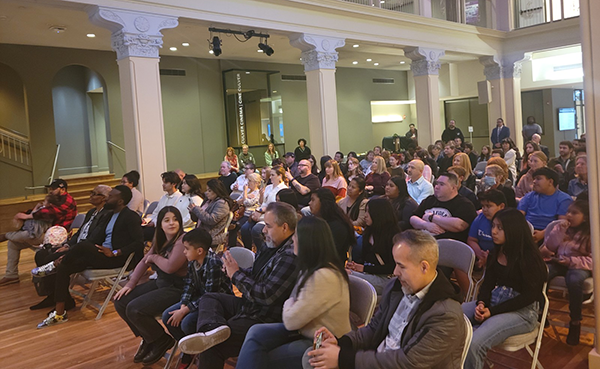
[
  {"xmin": 258, "ymin": 40, "xmax": 274, "ymax": 56},
  {"xmin": 211, "ymin": 36, "xmax": 222, "ymax": 56}
]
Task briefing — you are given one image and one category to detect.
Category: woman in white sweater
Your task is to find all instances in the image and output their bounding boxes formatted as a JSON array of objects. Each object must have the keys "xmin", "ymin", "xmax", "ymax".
[{"xmin": 237, "ymin": 216, "xmax": 351, "ymax": 368}]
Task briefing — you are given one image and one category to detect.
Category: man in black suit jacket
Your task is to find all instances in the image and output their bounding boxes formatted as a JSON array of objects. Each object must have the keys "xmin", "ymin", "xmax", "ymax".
[
  {"xmin": 30, "ymin": 184, "xmax": 113, "ymax": 311},
  {"xmin": 36, "ymin": 185, "xmax": 144, "ymax": 328},
  {"xmin": 490, "ymin": 118, "xmax": 510, "ymax": 148}
]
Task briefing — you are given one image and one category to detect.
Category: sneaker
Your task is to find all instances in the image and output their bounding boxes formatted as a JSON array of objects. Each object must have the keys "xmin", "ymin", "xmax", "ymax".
[
  {"xmin": 178, "ymin": 326, "xmax": 231, "ymax": 354},
  {"xmin": 37, "ymin": 310, "xmax": 68, "ymax": 329},
  {"xmin": 32, "ymin": 262, "xmax": 57, "ymax": 277}
]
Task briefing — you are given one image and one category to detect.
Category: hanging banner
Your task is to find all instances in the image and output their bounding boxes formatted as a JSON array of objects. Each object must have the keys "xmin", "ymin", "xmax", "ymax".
[{"xmin": 236, "ymin": 73, "xmax": 246, "ymax": 145}]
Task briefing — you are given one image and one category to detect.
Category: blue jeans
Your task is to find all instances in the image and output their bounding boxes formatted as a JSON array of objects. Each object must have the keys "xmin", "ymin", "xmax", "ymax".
[
  {"xmin": 240, "ymin": 220, "xmax": 265, "ymax": 250},
  {"xmin": 237, "ymin": 323, "xmax": 311, "ymax": 369},
  {"xmin": 547, "ymin": 263, "xmax": 592, "ymax": 321},
  {"xmin": 352, "ymin": 235, "xmax": 363, "ymax": 264},
  {"xmin": 162, "ymin": 302, "xmax": 199, "ymax": 340},
  {"xmin": 462, "ymin": 287, "xmax": 538, "ymax": 369}
]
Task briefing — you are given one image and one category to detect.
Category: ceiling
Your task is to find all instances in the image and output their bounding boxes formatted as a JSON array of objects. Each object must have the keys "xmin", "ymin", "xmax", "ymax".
[{"xmin": 0, "ymin": 0, "xmax": 480, "ymax": 71}]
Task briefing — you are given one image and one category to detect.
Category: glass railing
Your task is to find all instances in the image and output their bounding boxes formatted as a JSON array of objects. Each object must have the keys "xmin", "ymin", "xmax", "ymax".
[{"xmin": 515, "ymin": 0, "xmax": 579, "ymax": 28}]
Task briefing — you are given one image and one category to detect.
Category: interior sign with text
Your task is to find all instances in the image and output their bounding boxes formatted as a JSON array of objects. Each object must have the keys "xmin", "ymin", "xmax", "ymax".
[{"xmin": 236, "ymin": 73, "xmax": 246, "ymax": 145}]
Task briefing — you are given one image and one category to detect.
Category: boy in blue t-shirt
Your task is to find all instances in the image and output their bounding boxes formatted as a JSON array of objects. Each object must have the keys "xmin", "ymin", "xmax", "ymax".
[{"xmin": 467, "ymin": 189, "xmax": 507, "ymax": 268}]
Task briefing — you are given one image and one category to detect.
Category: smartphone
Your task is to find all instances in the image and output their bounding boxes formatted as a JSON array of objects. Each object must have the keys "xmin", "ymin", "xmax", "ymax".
[{"xmin": 314, "ymin": 332, "xmax": 323, "ymax": 350}]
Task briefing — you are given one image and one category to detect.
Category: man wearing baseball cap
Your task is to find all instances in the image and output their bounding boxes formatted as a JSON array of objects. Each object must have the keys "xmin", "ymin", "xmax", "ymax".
[
  {"xmin": 0, "ymin": 178, "xmax": 77, "ymax": 286},
  {"xmin": 284, "ymin": 152, "xmax": 300, "ymax": 178}
]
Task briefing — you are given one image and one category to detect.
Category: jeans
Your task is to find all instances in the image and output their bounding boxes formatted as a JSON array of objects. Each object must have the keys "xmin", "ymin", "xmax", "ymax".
[
  {"xmin": 547, "ymin": 263, "xmax": 592, "ymax": 321},
  {"xmin": 352, "ymin": 236, "xmax": 363, "ymax": 264},
  {"xmin": 229, "ymin": 216, "xmax": 249, "ymax": 248},
  {"xmin": 196, "ymin": 293, "xmax": 261, "ymax": 369},
  {"xmin": 240, "ymin": 220, "xmax": 265, "ymax": 250},
  {"xmin": 462, "ymin": 287, "xmax": 538, "ymax": 369},
  {"xmin": 237, "ymin": 323, "xmax": 310, "ymax": 369},
  {"xmin": 162, "ymin": 302, "xmax": 200, "ymax": 340},
  {"xmin": 114, "ymin": 279, "xmax": 183, "ymax": 343},
  {"xmin": 5, "ymin": 230, "xmax": 44, "ymax": 278}
]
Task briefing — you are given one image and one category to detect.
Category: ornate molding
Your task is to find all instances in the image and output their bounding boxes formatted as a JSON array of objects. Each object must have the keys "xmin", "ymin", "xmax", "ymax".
[
  {"xmin": 480, "ymin": 54, "xmax": 529, "ymax": 80},
  {"xmin": 403, "ymin": 47, "xmax": 445, "ymax": 76},
  {"xmin": 289, "ymin": 34, "xmax": 345, "ymax": 71},
  {"xmin": 88, "ymin": 6, "xmax": 178, "ymax": 60}
]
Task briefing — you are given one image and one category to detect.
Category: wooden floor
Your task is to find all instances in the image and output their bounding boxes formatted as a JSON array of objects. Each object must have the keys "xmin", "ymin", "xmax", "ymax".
[{"xmin": 0, "ymin": 240, "xmax": 594, "ymax": 369}]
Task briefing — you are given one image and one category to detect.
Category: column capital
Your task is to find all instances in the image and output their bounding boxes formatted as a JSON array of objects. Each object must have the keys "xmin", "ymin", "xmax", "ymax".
[
  {"xmin": 403, "ymin": 47, "xmax": 445, "ymax": 76},
  {"xmin": 480, "ymin": 54, "xmax": 530, "ymax": 80},
  {"xmin": 289, "ymin": 34, "xmax": 345, "ymax": 72},
  {"xmin": 88, "ymin": 6, "xmax": 178, "ymax": 60}
]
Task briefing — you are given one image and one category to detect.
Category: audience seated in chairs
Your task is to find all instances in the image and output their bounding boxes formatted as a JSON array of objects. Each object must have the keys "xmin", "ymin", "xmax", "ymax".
[
  {"xmin": 452, "ymin": 152, "xmax": 476, "ymax": 191},
  {"xmin": 364, "ymin": 156, "xmax": 390, "ymax": 196},
  {"xmin": 30, "ymin": 184, "xmax": 112, "ymax": 311},
  {"xmin": 346, "ymin": 198, "xmax": 399, "ymax": 295},
  {"xmin": 479, "ymin": 164, "xmax": 517, "ymax": 208},
  {"xmin": 286, "ymin": 159, "xmax": 321, "ymax": 209},
  {"xmin": 462, "ymin": 208, "xmax": 548, "ymax": 369},
  {"xmin": 345, "ymin": 156, "xmax": 364, "ymax": 183},
  {"xmin": 307, "ymin": 230, "xmax": 466, "ymax": 369},
  {"xmin": 514, "ymin": 151, "xmax": 547, "ymax": 199},
  {"xmin": 177, "ymin": 202, "xmax": 299, "ymax": 369},
  {"xmin": 218, "ymin": 161, "xmax": 238, "ymax": 195},
  {"xmin": 0, "ymin": 179, "xmax": 77, "ymax": 286},
  {"xmin": 337, "ymin": 177, "xmax": 368, "ymax": 228},
  {"xmin": 229, "ymin": 173, "xmax": 262, "ymax": 248},
  {"xmin": 142, "ymin": 171, "xmax": 182, "ymax": 241},
  {"xmin": 406, "ymin": 159, "xmax": 434, "ymax": 205},
  {"xmin": 467, "ymin": 189, "xmax": 507, "ymax": 270},
  {"xmin": 321, "ymin": 159, "xmax": 347, "ymax": 200},
  {"xmin": 230, "ymin": 163, "xmax": 257, "ymax": 200},
  {"xmin": 121, "ymin": 170, "xmax": 145, "ymax": 216},
  {"xmin": 34, "ymin": 185, "xmax": 144, "ymax": 328},
  {"xmin": 541, "ymin": 200, "xmax": 592, "ymax": 345},
  {"xmin": 113, "ymin": 206, "xmax": 188, "ymax": 366},
  {"xmin": 308, "ymin": 189, "xmax": 356, "ymax": 264},
  {"xmin": 448, "ymin": 166, "xmax": 481, "ymax": 211},
  {"xmin": 176, "ymin": 174, "xmax": 205, "ymax": 229},
  {"xmin": 385, "ymin": 176, "xmax": 418, "ymax": 231},
  {"xmin": 237, "ymin": 216, "xmax": 351, "ymax": 369},
  {"xmin": 162, "ymin": 228, "xmax": 233, "ymax": 368},
  {"xmin": 189, "ymin": 179, "xmax": 233, "ymax": 248}
]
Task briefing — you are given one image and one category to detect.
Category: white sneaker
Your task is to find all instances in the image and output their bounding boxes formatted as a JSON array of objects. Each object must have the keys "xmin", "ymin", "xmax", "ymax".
[
  {"xmin": 178, "ymin": 326, "xmax": 231, "ymax": 354},
  {"xmin": 31, "ymin": 261, "xmax": 56, "ymax": 277},
  {"xmin": 37, "ymin": 310, "xmax": 68, "ymax": 329}
]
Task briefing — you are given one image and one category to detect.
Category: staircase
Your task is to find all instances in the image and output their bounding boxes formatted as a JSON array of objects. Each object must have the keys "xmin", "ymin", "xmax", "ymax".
[{"xmin": 0, "ymin": 173, "xmax": 120, "ymax": 234}]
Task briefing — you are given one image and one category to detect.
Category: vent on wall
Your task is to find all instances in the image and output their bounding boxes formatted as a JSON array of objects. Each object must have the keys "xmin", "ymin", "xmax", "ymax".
[
  {"xmin": 160, "ymin": 69, "xmax": 186, "ymax": 76},
  {"xmin": 373, "ymin": 78, "xmax": 394, "ymax": 84},
  {"xmin": 281, "ymin": 74, "xmax": 306, "ymax": 81}
]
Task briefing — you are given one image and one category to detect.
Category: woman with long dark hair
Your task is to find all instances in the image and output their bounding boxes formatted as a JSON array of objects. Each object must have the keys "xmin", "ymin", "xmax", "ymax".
[
  {"xmin": 542, "ymin": 200, "xmax": 592, "ymax": 345},
  {"xmin": 176, "ymin": 174, "xmax": 204, "ymax": 228},
  {"xmin": 337, "ymin": 177, "xmax": 368, "ymax": 227},
  {"xmin": 113, "ymin": 206, "xmax": 188, "ymax": 365},
  {"xmin": 385, "ymin": 176, "xmax": 418, "ymax": 231},
  {"xmin": 237, "ymin": 216, "xmax": 351, "ymax": 368},
  {"xmin": 346, "ymin": 198, "xmax": 400, "ymax": 294},
  {"xmin": 309, "ymin": 189, "xmax": 356, "ymax": 263},
  {"xmin": 190, "ymin": 179, "xmax": 233, "ymax": 247},
  {"xmin": 463, "ymin": 208, "xmax": 547, "ymax": 369}
]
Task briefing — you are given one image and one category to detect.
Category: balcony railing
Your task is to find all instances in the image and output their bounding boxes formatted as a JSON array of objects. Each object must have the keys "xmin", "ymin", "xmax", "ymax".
[
  {"xmin": 0, "ymin": 127, "xmax": 32, "ymax": 171},
  {"xmin": 516, "ymin": 0, "xmax": 579, "ymax": 28}
]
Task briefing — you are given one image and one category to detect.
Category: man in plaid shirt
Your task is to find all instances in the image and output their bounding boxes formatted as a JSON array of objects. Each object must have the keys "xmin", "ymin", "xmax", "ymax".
[
  {"xmin": 0, "ymin": 179, "xmax": 77, "ymax": 286},
  {"xmin": 178, "ymin": 202, "xmax": 299, "ymax": 369}
]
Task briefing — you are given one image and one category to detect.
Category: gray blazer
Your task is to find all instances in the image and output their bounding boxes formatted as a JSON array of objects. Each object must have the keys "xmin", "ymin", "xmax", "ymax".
[{"xmin": 191, "ymin": 198, "xmax": 230, "ymax": 246}]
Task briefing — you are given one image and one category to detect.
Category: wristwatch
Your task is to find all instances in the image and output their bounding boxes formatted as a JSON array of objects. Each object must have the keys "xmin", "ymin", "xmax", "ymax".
[{"xmin": 112, "ymin": 249, "xmax": 119, "ymax": 257}]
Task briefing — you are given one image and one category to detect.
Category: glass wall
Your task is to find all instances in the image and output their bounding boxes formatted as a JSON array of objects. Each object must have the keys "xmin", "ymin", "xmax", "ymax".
[
  {"xmin": 515, "ymin": 0, "xmax": 579, "ymax": 28},
  {"xmin": 223, "ymin": 70, "xmax": 285, "ymax": 166}
]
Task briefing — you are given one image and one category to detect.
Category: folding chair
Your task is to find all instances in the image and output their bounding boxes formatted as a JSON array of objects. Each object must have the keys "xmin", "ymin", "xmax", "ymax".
[
  {"xmin": 492, "ymin": 283, "xmax": 549, "ymax": 369},
  {"xmin": 547, "ymin": 276, "xmax": 596, "ymax": 336},
  {"xmin": 437, "ymin": 239, "xmax": 476, "ymax": 301},
  {"xmin": 348, "ymin": 275, "xmax": 377, "ymax": 328},
  {"xmin": 69, "ymin": 253, "xmax": 134, "ymax": 320},
  {"xmin": 462, "ymin": 314, "xmax": 473, "ymax": 368},
  {"xmin": 68, "ymin": 213, "xmax": 86, "ymax": 236},
  {"xmin": 214, "ymin": 212, "xmax": 234, "ymax": 253},
  {"xmin": 143, "ymin": 201, "xmax": 159, "ymax": 219},
  {"xmin": 228, "ymin": 247, "xmax": 255, "ymax": 269}
]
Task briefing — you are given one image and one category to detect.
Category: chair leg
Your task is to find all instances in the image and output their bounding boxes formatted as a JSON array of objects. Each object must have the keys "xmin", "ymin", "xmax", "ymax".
[
  {"xmin": 525, "ymin": 344, "xmax": 544, "ymax": 369},
  {"xmin": 95, "ymin": 277, "xmax": 119, "ymax": 320},
  {"xmin": 164, "ymin": 341, "xmax": 179, "ymax": 369},
  {"xmin": 81, "ymin": 280, "xmax": 99, "ymax": 310}
]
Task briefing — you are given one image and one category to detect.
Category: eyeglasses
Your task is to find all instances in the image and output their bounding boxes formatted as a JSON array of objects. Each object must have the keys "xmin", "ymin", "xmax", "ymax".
[
  {"xmin": 90, "ymin": 191, "xmax": 102, "ymax": 197},
  {"xmin": 298, "ymin": 164, "xmax": 309, "ymax": 167}
]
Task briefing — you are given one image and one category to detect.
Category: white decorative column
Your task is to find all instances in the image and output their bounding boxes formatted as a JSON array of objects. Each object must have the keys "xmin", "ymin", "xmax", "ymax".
[
  {"xmin": 404, "ymin": 47, "xmax": 444, "ymax": 146},
  {"xmin": 89, "ymin": 6, "xmax": 178, "ymax": 201},
  {"xmin": 580, "ymin": 0, "xmax": 600, "ymax": 366},
  {"xmin": 480, "ymin": 54, "xmax": 527, "ymax": 149},
  {"xmin": 289, "ymin": 34, "xmax": 345, "ymax": 159}
]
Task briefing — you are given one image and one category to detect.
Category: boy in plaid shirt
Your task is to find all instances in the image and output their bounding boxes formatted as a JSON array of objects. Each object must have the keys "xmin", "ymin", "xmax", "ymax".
[{"xmin": 162, "ymin": 228, "xmax": 232, "ymax": 367}]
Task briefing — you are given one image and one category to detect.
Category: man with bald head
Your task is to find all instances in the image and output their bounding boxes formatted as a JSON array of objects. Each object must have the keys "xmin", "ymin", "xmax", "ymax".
[
  {"xmin": 285, "ymin": 159, "xmax": 320, "ymax": 207},
  {"xmin": 406, "ymin": 160, "xmax": 434, "ymax": 204},
  {"xmin": 531, "ymin": 133, "xmax": 550, "ymax": 158},
  {"xmin": 307, "ymin": 230, "xmax": 465, "ymax": 369}
]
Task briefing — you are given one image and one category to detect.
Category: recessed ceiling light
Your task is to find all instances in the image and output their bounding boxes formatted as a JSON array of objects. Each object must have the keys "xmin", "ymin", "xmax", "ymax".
[
  {"xmin": 170, "ymin": 47, "xmax": 177, "ymax": 51},
  {"xmin": 257, "ymin": 49, "xmax": 263, "ymax": 53},
  {"xmin": 353, "ymin": 44, "xmax": 359, "ymax": 48},
  {"xmin": 182, "ymin": 42, "xmax": 189, "ymax": 47},
  {"xmin": 366, "ymin": 58, "xmax": 372, "ymax": 62},
  {"xmin": 49, "ymin": 25, "xmax": 67, "ymax": 33},
  {"xmin": 374, "ymin": 63, "xmax": 379, "ymax": 66},
  {"xmin": 86, "ymin": 33, "xmax": 96, "ymax": 38},
  {"xmin": 380, "ymin": 0, "xmax": 385, "ymax": 3},
  {"xmin": 352, "ymin": 61, "xmax": 358, "ymax": 65},
  {"xmin": 400, "ymin": 61, "xmax": 406, "ymax": 64},
  {"xmin": 246, "ymin": 72, "xmax": 251, "ymax": 74},
  {"xmin": 209, "ymin": 50, "xmax": 214, "ymax": 54}
]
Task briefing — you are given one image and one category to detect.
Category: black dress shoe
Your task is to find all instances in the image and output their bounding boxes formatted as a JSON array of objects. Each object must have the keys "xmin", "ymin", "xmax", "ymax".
[
  {"xmin": 30, "ymin": 296, "xmax": 55, "ymax": 310},
  {"xmin": 134, "ymin": 340, "xmax": 152, "ymax": 363},
  {"xmin": 566, "ymin": 322, "xmax": 581, "ymax": 346},
  {"xmin": 142, "ymin": 334, "xmax": 176, "ymax": 365}
]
